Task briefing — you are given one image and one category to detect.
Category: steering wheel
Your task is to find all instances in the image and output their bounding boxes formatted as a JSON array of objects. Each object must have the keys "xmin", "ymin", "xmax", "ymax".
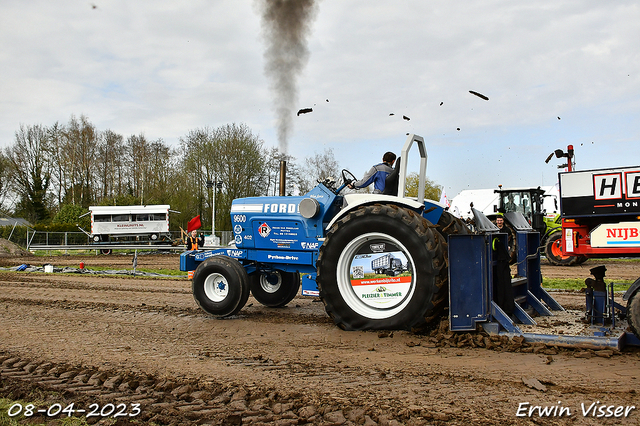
[
  {"xmin": 331, "ymin": 169, "xmax": 357, "ymax": 194},
  {"xmin": 341, "ymin": 169, "xmax": 357, "ymax": 186}
]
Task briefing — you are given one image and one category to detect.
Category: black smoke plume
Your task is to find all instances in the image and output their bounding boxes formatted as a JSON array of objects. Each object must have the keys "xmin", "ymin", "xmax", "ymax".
[{"xmin": 258, "ymin": 0, "xmax": 318, "ymax": 153}]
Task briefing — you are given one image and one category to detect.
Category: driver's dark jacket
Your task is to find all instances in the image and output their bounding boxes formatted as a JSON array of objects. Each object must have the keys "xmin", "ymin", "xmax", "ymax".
[
  {"xmin": 351, "ymin": 162, "xmax": 394, "ymax": 193},
  {"xmin": 186, "ymin": 235, "xmax": 204, "ymax": 250}
]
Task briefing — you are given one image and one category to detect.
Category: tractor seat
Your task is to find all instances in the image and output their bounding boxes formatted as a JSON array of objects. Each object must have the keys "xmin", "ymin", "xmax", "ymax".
[{"xmin": 382, "ymin": 157, "xmax": 401, "ymax": 196}]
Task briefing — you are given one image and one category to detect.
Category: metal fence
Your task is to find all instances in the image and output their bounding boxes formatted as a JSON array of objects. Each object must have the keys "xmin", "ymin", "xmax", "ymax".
[{"xmin": 2, "ymin": 228, "xmax": 234, "ymax": 250}]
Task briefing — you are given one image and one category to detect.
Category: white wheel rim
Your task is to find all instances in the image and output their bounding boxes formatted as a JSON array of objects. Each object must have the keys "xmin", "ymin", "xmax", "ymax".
[
  {"xmin": 259, "ymin": 271, "xmax": 282, "ymax": 294},
  {"xmin": 336, "ymin": 232, "xmax": 415, "ymax": 319},
  {"xmin": 204, "ymin": 273, "xmax": 228, "ymax": 302}
]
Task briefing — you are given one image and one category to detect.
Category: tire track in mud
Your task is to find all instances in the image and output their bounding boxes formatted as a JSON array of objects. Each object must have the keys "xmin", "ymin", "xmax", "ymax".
[
  {"xmin": 0, "ymin": 280, "xmax": 190, "ymax": 295},
  {"xmin": 3, "ymin": 349, "xmax": 636, "ymax": 426},
  {"xmin": 1, "ymin": 352, "xmax": 357, "ymax": 425},
  {"xmin": 0, "ymin": 289, "xmax": 515, "ymax": 425},
  {"xmin": 0, "ymin": 295, "xmax": 332, "ymax": 327},
  {"xmin": 0, "ymin": 270, "xmax": 333, "ymax": 326}
]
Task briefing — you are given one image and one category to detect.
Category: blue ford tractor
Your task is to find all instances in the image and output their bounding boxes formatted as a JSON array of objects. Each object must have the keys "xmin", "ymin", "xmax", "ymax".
[
  {"xmin": 181, "ymin": 134, "xmax": 640, "ymax": 348},
  {"xmin": 181, "ymin": 134, "xmax": 468, "ymax": 331}
]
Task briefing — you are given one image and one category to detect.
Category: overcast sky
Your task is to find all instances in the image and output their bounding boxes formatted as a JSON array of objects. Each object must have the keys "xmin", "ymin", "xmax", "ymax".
[{"xmin": 2, "ymin": 1, "xmax": 639, "ymax": 199}]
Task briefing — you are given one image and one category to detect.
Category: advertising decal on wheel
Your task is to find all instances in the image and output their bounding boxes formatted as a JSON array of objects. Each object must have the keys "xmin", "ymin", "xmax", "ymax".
[{"xmin": 347, "ymin": 240, "xmax": 413, "ymax": 309}]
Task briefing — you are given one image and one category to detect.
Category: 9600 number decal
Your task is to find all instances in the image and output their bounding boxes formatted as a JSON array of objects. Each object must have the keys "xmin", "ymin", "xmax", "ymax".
[{"xmin": 7, "ymin": 402, "xmax": 141, "ymax": 418}]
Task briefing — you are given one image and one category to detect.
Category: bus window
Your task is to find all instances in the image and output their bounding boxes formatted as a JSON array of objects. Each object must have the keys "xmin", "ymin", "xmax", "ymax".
[
  {"xmin": 94, "ymin": 215, "xmax": 111, "ymax": 222},
  {"xmin": 135, "ymin": 214, "xmax": 149, "ymax": 221},
  {"xmin": 112, "ymin": 214, "xmax": 130, "ymax": 222},
  {"xmin": 150, "ymin": 213, "xmax": 166, "ymax": 221}
]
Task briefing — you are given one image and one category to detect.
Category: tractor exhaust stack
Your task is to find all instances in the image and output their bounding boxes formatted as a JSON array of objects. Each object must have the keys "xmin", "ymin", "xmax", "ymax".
[{"xmin": 279, "ymin": 160, "xmax": 287, "ymax": 196}]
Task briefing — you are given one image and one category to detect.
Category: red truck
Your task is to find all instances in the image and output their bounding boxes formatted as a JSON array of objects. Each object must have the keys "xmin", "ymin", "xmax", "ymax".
[{"xmin": 557, "ymin": 159, "xmax": 640, "ymax": 337}]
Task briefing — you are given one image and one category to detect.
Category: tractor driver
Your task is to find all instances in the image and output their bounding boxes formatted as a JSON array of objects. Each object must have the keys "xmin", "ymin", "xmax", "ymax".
[
  {"xmin": 504, "ymin": 194, "xmax": 517, "ymax": 212},
  {"xmin": 348, "ymin": 151, "xmax": 397, "ymax": 194}
]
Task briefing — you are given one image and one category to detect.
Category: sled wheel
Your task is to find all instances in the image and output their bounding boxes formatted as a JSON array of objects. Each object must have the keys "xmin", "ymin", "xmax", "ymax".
[
  {"xmin": 249, "ymin": 271, "xmax": 301, "ymax": 307},
  {"xmin": 628, "ymin": 289, "xmax": 640, "ymax": 340},
  {"xmin": 192, "ymin": 255, "xmax": 249, "ymax": 317},
  {"xmin": 317, "ymin": 204, "xmax": 446, "ymax": 331},
  {"xmin": 544, "ymin": 231, "xmax": 578, "ymax": 266}
]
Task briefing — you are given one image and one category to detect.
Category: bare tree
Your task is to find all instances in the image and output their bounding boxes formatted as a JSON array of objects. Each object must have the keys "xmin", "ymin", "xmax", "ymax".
[
  {"xmin": 95, "ymin": 129, "xmax": 126, "ymax": 202},
  {"xmin": 178, "ymin": 127, "xmax": 215, "ymax": 225},
  {"xmin": 48, "ymin": 122, "xmax": 67, "ymax": 205},
  {"xmin": 125, "ymin": 134, "xmax": 151, "ymax": 202},
  {"xmin": 177, "ymin": 123, "xmax": 267, "ymax": 231},
  {"xmin": 211, "ymin": 123, "xmax": 266, "ymax": 231},
  {"xmin": 5, "ymin": 124, "xmax": 52, "ymax": 222},
  {"xmin": 297, "ymin": 148, "xmax": 341, "ymax": 194},
  {"xmin": 0, "ymin": 151, "xmax": 10, "ymax": 213},
  {"xmin": 144, "ymin": 138, "xmax": 175, "ymax": 204},
  {"xmin": 63, "ymin": 115, "xmax": 99, "ymax": 207},
  {"xmin": 262, "ymin": 146, "xmax": 299, "ymax": 196}
]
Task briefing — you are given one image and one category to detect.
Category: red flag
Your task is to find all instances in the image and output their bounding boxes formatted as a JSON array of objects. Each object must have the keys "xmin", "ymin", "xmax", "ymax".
[{"xmin": 187, "ymin": 215, "xmax": 201, "ymax": 233}]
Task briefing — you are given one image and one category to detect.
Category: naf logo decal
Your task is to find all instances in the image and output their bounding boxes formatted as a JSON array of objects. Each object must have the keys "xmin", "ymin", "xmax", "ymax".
[
  {"xmin": 226, "ymin": 249, "xmax": 243, "ymax": 257},
  {"xmin": 258, "ymin": 222, "xmax": 271, "ymax": 238},
  {"xmin": 301, "ymin": 241, "xmax": 319, "ymax": 250}
]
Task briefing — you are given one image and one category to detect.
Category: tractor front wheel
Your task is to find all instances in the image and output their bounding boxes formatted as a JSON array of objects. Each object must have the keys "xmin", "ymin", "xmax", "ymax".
[
  {"xmin": 317, "ymin": 204, "xmax": 446, "ymax": 331},
  {"xmin": 192, "ymin": 256, "xmax": 250, "ymax": 317},
  {"xmin": 249, "ymin": 271, "xmax": 300, "ymax": 307}
]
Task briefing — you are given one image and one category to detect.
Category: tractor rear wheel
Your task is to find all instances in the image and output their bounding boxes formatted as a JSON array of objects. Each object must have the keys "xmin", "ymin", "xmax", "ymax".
[
  {"xmin": 317, "ymin": 204, "xmax": 446, "ymax": 331},
  {"xmin": 428, "ymin": 210, "xmax": 472, "ymax": 323},
  {"xmin": 437, "ymin": 211, "xmax": 471, "ymax": 237},
  {"xmin": 192, "ymin": 255, "xmax": 250, "ymax": 317},
  {"xmin": 249, "ymin": 271, "xmax": 300, "ymax": 307},
  {"xmin": 544, "ymin": 231, "xmax": 578, "ymax": 266},
  {"xmin": 627, "ymin": 289, "xmax": 640, "ymax": 339}
]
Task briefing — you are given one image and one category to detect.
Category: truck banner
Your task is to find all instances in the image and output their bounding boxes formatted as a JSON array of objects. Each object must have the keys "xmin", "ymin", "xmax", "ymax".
[
  {"xmin": 347, "ymin": 241, "xmax": 413, "ymax": 309},
  {"xmin": 590, "ymin": 222, "xmax": 640, "ymax": 248},
  {"xmin": 560, "ymin": 167, "xmax": 640, "ymax": 217}
]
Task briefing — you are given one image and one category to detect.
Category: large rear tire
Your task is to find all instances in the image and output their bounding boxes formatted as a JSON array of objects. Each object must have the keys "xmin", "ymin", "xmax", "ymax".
[
  {"xmin": 249, "ymin": 271, "xmax": 301, "ymax": 307},
  {"xmin": 627, "ymin": 289, "xmax": 640, "ymax": 340},
  {"xmin": 437, "ymin": 211, "xmax": 471, "ymax": 237},
  {"xmin": 192, "ymin": 256, "xmax": 250, "ymax": 317},
  {"xmin": 544, "ymin": 231, "xmax": 578, "ymax": 266},
  {"xmin": 317, "ymin": 204, "xmax": 446, "ymax": 331}
]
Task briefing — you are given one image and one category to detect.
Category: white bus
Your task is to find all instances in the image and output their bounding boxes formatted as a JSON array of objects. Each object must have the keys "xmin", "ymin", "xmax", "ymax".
[{"xmin": 86, "ymin": 205, "xmax": 173, "ymax": 243}]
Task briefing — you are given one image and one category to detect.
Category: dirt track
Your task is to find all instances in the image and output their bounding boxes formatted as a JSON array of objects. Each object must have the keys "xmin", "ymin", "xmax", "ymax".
[{"xmin": 1, "ymin": 253, "xmax": 639, "ymax": 425}]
